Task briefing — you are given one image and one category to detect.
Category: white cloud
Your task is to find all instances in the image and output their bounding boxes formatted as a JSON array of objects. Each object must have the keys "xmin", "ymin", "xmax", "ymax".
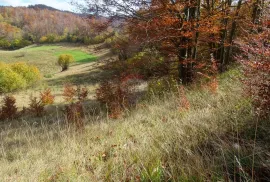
[{"xmin": 0, "ymin": 0, "xmax": 74, "ymax": 11}]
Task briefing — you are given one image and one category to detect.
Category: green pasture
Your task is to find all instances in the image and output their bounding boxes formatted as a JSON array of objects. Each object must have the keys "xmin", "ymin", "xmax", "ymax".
[
  {"xmin": 0, "ymin": 44, "xmax": 98, "ymax": 75},
  {"xmin": 55, "ymin": 50, "xmax": 97, "ymax": 63}
]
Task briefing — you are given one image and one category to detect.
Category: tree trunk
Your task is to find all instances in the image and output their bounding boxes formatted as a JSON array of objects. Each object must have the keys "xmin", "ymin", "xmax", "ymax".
[{"xmin": 224, "ymin": 0, "xmax": 242, "ymax": 66}]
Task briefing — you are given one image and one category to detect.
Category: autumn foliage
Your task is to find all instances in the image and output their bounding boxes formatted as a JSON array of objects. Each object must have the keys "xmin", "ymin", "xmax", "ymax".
[
  {"xmin": 0, "ymin": 62, "xmax": 41, "ymax": 93},
  {"xmin": 0, "ymin": 6, "xmax": 110, "ymax": 49},
  {"xmin": 237, "ymin": 21, "xmax": 270, "ymax": 117},
  {"xmin": 40, "ymin": 88, "xmax": 55, "ymax": 105},
  {"xmin": 62, "ymin": 84, "xmax": 88, "ymax": 129},
  {"xmin": 96, "ymin": 79, "xmax": 128, "ymax": 119},
  {"xmin": 58, "ymin": 54, "xmax": 75, "ymax": 71},
  {"xmin": 0, "ymin": 96, "xmax": 18, "ymax": 120},
  {"xmin": 96, "ymin": 74, "xmax": 143, "ymax": 119}
]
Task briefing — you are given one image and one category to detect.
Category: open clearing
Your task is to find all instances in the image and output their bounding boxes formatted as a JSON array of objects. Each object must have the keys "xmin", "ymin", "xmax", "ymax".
[
  {"xmin": 0, "ymin": 44, "xmax": 98, "ymax": 76},
  {"xmin": 0, "ymin": 43, "xmax": 113, "ymax": 108}
]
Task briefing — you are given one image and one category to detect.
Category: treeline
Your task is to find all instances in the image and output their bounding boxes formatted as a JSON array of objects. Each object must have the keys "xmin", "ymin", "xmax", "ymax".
[{"xmin": 0, "ymin": 6, "xmax": 109, "ymax": 49}]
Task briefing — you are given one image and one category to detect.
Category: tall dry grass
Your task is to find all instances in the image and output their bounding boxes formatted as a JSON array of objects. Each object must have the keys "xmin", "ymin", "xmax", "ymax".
[{"xmin": 0, "ymin": 69, "xmax": 269, "ymax": 181}]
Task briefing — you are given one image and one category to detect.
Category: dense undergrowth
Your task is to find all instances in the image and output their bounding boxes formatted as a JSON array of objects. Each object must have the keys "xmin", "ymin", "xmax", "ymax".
[{"xmin": 0, "ymin": 68, "xmax": 269, "ymax": 181}]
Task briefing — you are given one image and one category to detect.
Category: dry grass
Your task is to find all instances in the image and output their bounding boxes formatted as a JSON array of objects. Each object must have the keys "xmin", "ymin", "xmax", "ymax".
[{"xmin": 0, "ymin": 69, "xmax": 269, "ymax": 181}]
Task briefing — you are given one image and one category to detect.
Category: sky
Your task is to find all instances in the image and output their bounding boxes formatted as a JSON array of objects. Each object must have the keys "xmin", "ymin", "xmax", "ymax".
[{"xmin": 0, "ymin": 0, "xmax": 75, "ymax": 11}]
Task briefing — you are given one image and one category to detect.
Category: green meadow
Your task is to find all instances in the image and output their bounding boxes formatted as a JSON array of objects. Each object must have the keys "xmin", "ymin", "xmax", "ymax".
[{"xmin": 0, "ymin": 44, "xmax": 98, "ymax": 75}]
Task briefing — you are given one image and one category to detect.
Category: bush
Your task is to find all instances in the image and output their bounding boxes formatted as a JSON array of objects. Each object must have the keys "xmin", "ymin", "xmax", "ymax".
[
  {"xmin": 0, "ymin": 63, "xmax": 26, "ymax": 93},
  {"xmin": 17, "ymin": 39, "xmax": 32, "ymax": 48},
  {"xmin": 0, "ymin": 95, "xmax": 18, "ymax": 120},
  {"xmin": 63, "ymin": 84, "xmax": 88, "ymax": 103},
  {"xmin": 28, "ymin": 96, "xmax": 45, "ymax": 117},
  {"xmin": 46, "ymin": 34, "xmax": 56, "ymax": 43},
  {"xmin": 58, "ymin": 54, "xmax": 75, "ymax": 71},
  {"xmin": 39, "ymin": 36, "xmax": 48, "ymax": 43},
  {"xmin": 64, "ymin": 102, "xmax": 85, "ymax": 129},
  {"xmin": 96, "ymin": 80, "xmax": 127, "ymax": 119},
  {"xmin": 0, "ymin": 39, "xmax": 11, "ymax": 49},
  {"xmin": 40, "ymin": 88, "xmax": 55, "ymax": 105},
  {"xmin": 0, "ymin": 62, "xmax": 41, "ymax": 93},
  {"xmin": 10, "ymin": 62, "xmax": 41, "ymax": 85}
]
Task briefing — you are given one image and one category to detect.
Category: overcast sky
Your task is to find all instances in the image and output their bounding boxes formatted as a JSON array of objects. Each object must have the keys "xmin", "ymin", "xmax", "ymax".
[{"xmin": 0, "ymin": 0, "xmax": 75, "ymax": 11}]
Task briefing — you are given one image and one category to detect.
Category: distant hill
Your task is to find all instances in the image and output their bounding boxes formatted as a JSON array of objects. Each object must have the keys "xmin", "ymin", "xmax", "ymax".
[
  {"xmin": 27, "ymin": 4, "xmax": 86, "ymax": 17},
  {"xmin": 28, "ymin": 4, "xmax": 59, "ymax": 11}
]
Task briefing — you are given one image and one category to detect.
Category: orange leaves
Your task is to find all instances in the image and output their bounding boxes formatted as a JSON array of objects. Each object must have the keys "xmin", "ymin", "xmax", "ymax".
[
  {"xmin": 40, "ymin": 88, "xmax": 55, "ymax": 105},
  {"xmin": 63, "ymin": 84, "xmax": 89, "ymax": 103},
  {"xmin": 63, "ymin": 84, "xmax": 76, "ymax": 102}
]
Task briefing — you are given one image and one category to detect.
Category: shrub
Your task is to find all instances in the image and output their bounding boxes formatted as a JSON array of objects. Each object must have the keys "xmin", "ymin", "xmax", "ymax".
[
  {"xmin": 57, "ymin": 54, "xmax": 75, "ymax": 71},
  {"xmin": 46, "ymin": 34, "xmax": 56, "ymax": 43},
  {"xmin": 10, "ymin": 62, "xmax": 41, "ymax": 85},
  {"xmin": 64, "ymin": 102, "xmax": 85, "ymax": 129},
  {"xmin": 63, "ymin": 84, "xmax": 76, "ymax": 102},
  {"xmin": 63, "ymin": 84, "xmax": 89, "ymax": 103},
  {"xmin": 96, "ymin": 79, "xmax": 130, "ymax": 119},
  {"xmin": 28, "ymin": 96, "xmax": 45, "ymax": 117},
  {"xmin": 62, "ymin": 84, "xmax": 87, "ymax": 129},
  {"xmin": 40, "ymin": 89, "xmax": 55, "ymax": 105},
  {"xmin": 0, "ymin": 95, "xmax": 17, "ymax": 120},
  {"xmin": 39, "ymin": 36, "xmax": 48, "ymax": 43},
  {"xmin": 0, "ymin": 63, "xmax": 26, "ymax": 93},
  {"xmin": 0, "ymin": 39, "xmax": 11, "ymax": 49},
  {"xmin": 16, "ymin": 39, "xmax": 31, "ymax": 48}
]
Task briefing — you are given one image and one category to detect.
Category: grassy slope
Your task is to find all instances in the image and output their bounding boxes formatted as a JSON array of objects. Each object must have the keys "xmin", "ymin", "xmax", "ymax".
[
  {"xmin": 0, "ymin": 43, "xmax": 111, "ymax": 109},
  {"xmin": 0, "ymin": 44, "xmax": 97, "ymax": 76},
  {"xmin": 0, "ymin": 69, "xmax": 269, "ymax": 181}
]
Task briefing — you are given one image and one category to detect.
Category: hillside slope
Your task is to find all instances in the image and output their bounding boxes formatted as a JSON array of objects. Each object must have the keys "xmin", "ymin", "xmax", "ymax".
[{"xmin": 1, "ymin": 69, "xmax": 269, "ymax": 181}]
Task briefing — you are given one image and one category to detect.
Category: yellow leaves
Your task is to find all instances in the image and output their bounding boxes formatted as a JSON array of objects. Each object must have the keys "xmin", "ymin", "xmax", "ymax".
[
  {"xmin": 0, "ymin": 61, "xmax": 41, "ymax": 93},
  {"xmin": 39, "ymin": 36, "xmax": 47, "ymax": 43}
]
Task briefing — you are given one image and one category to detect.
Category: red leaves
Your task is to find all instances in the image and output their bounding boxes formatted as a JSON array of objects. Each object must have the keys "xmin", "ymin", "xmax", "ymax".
[
  {"xmin": 236, "ymin": 23, "xmax": 270, "ymax": 117},
  {"xmin": 64, "ymin": 102, "xmax": 85, "ymax": 129},
  {"xmin": 62, "ymin": 84, "xmax": 88, "ymax": 129},
  {"xmin": 0, "ymin": 96, "xmax": 17, "ymax": 120},
  {"xmin": 96, "ymin": 80, "xmax": 127, "ymax": 119},
  {"xmin": 96, "ymin": 74, "xmax": 143, "ymax": 119}
]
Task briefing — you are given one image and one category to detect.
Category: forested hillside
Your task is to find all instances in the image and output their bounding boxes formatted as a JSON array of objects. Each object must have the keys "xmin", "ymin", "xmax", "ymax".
[{"xmin": 0, "ymin": 6, "xmax": 109, "ymax": 49}]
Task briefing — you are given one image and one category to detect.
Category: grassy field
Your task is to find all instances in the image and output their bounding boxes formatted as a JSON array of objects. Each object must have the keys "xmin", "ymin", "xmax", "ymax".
[
  {"xmin": 0, "ymin": 44, "xmax": 98, "ymax": 76},
  {"xmin": 0, "ymin": 69, "xmax": 269, "ymax": 181},
  {"xmin": 0, "ymin": 43, "xmax": 112, "ymax": 109}
]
